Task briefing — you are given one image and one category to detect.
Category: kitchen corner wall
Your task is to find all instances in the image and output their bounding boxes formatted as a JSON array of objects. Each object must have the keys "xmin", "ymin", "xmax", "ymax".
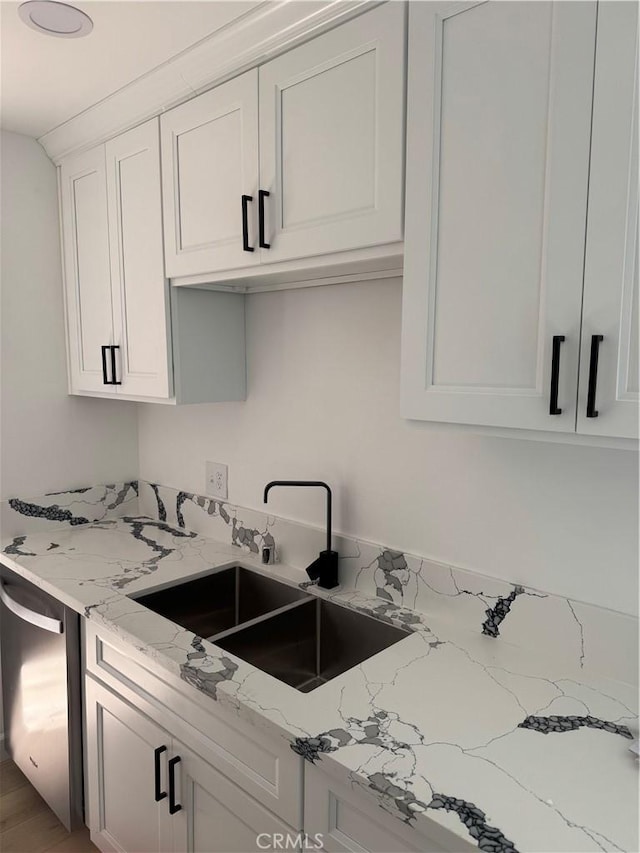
[
  {"xmin": 138, "ymin": 279, "xmax": 639, "ymax": 618},
  {"xmin": 0, "ymin": 131, "xmax": 139, "ymax": 755},
  {"xmin": 0, "ymin": 131, "xmax": 139, "ymax": 501}
]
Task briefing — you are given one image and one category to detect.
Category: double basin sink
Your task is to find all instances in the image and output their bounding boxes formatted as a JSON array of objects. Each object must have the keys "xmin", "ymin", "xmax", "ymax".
[{"xmin": 131, "ymin": 567, "xmax": 409, "ymax": 693}]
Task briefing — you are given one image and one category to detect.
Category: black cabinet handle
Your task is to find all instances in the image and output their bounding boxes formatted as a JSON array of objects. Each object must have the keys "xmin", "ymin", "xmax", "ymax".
[
  {"xmin": 241, "ymin": 195, "xmax": 254, "ymax": 252},
  {"xmin": 101, "ymin": 345, "xmax": 121, "ymax": 385},
  {"xmin": 154, "ymin": 746, "xmax": 167, "ymax": 802},
  {"xmin": 549, "ymin": 335, "xmax": 565, "ymax": 415},
  {"xmin": 101, "ymin": 346, "xmax": 109, "ymax": 385},
  {"xmin": 109, "ymin": 345, "xmax": 122, "ymax": 386},
  {"xmin": 586, "ymin": 334, "xmax": 604, "ymax": 418},
  {"xmin": 168, "ymin": 756, "xmax": 182, "ymax": 814},
  {"xmin": 258, "ymin": 190, "xmax": 270, "ymax": 249}
]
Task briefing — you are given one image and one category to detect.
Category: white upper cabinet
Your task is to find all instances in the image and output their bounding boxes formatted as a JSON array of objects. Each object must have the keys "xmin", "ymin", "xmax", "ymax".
[
  {"xmin": 576, "ymin": 1, "xmax": 639, "ymax": 439},
  {"xmin": 59, "ymin": 119, "xmax": 246, "ymax": 403},
  {"xmin": 60, "ymin": 146, "xmax": 114, "ymax": 394},
  {"xmin": 257, "ymin": 1, "xmax": 405, "ymax": 264},
  {"xmin": 160, "ymin": 2, "xmax": 405, "ymax": 279},
  {"xmin": 106, "ymin": 120, "xmax": 172, "ymax": 399},
  {"xmin": 401, "ymin": 1, "xmax": 597, "ymax": 432},
  {"xmin": 161, "ymin": 70, "xmax": 260, "ymax": 278},
  {"xmin": 61, "ymin": 119, "xmax": 170, "ymax": 398}
]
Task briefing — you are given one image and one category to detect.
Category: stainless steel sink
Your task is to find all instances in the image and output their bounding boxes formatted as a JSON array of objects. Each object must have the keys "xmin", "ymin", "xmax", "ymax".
[
  {"xmin": 214, "ymin": 597, "xmax": 410, "ymax": 692},
  {"xmin": 133, "ymin": 568, "xmax": 410, "ymax": 692},
  {"xmin": 131, "ymin": 566, "xmax": 308, "ymax": 640}
]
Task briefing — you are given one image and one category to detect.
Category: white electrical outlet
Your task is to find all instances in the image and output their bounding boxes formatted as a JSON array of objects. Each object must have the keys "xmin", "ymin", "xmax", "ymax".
[{"xmin": 205, "ymin": 461, "xmax": 228, "ymax": 500}]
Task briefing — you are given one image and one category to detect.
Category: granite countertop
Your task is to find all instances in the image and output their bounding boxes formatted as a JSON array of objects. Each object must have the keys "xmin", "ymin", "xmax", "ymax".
[{"xmin": 2, "ymin": 515, "xmax": 638, "ymax": 853}]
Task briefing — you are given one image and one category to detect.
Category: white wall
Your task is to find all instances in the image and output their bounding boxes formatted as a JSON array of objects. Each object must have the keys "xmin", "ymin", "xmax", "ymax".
[
  {"xmin": 0, "ymin": 131, "xmax": 139, "ymax": 755},
  {"xmin": 0, "ymin": 131, "xmax": 139, "ymax": 501},
  {"xmin": 138, "ymin": 279, "xmax": 638, "ymax": 616}
]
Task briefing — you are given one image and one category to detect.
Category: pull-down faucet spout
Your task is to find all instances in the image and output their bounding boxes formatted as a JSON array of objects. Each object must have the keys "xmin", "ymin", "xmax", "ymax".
[{"xmin": 263, "ymin": 480, "xmax": 339, "ymax": 589}]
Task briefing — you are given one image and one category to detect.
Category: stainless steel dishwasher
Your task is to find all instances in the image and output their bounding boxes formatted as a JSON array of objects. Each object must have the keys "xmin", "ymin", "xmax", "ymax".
[{"xmin": 0, "ymin": 563, "xmax": 83, "ymax": 830}]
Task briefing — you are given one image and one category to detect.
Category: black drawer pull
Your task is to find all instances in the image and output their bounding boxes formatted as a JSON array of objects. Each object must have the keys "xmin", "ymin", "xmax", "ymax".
[
  {"xmin": 168, "ymin": 756, "xmax": 182, "ymax": 814},
  {"xmin": 258, "ymin": 190, "xmax": 270, "ymax": 249},
  {"xmin": 549, "ymin": 335, "xmax": 565, "ymax": 415},
  {"xmin": 154, "ymin": 746, "xmax": 167, "ymax": 802},
  {"xmin": 101, "ymin": 346, "xmax": 109, "ymax": 385},
  {"xmin": 241, "ymin": 195, "xmax": 254, "ymax": 252},
  {"xmin": 586, "ymin": 334, "xmax": 604, "ymax": 418},
  {"xmin": 109, "ymin": 345, "xmax": 122, "ymax": 386}
]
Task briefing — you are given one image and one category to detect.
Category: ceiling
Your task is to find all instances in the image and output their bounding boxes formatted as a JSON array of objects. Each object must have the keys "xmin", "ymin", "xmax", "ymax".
[{"xmin": 0, "ymin": 0, "xmax": 259, "ymax": 139}]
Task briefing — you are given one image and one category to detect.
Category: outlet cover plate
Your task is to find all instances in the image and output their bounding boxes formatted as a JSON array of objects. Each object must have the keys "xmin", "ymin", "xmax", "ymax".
[{"xmin": 205, "ymin": 461, "xmax": 228, "ymax": 500}]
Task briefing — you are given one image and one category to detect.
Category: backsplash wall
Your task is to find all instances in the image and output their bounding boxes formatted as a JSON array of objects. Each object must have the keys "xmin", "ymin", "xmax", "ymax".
[
  {"xmin": 137, "ymin": 279, "xmax": 639, "ymax": 616},
  {"xmin": 136, "ymin": 480, "xmax": 637, "ymax": 686}
]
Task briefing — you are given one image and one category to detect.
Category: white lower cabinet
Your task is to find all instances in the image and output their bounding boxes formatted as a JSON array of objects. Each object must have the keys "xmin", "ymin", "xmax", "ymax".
[
  {"xmin": 85, "ymin": 677, "xmax": 173, "ymax": 853},
  {"xmin": 303, "ymin": 764, "xmax": 471, "ymax": 853},
  {"xmin": 83, "ymin": 624, "xmax": 466, "ymax": 853},
  {"xmin": 85, "ymin": 677, "xmax": 297, "ymax": 853},
  {"xmin": 171, "ymin": 742, "xmax": 295, "ymax": 853}
]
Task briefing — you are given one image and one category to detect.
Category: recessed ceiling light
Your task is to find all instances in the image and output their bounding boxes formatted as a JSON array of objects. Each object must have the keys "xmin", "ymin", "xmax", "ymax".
[{"xmin": 18, "ymin": 1, "xmax": 93, "ymax": 38}]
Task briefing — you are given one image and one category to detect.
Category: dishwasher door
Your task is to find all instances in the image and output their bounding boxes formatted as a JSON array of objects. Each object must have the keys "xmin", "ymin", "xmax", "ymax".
[{"xmin": 0, "ymin": 564, "xmax": 83, "ymax": 830}]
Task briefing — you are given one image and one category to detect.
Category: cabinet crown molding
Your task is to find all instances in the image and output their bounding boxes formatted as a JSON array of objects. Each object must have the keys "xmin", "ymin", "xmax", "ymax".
[{"xmin": 40, "ymin": 0, "xmax": 382, "ymax": 164}]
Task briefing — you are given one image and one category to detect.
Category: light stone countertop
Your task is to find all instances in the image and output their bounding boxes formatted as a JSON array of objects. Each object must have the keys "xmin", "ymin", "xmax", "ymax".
[{"xmin": 2, "ymin": 516, "xmax": 638, "ymax": 853}]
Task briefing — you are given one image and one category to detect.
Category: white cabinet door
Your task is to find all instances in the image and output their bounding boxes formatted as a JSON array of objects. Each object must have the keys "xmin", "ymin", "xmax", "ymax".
[
  {"xmin": 85, "ymin": 677, "xmax": 173, "ymax": 853},
  {"xmin": 161, "ymin": 70, "xmax": 260, "ymax": 277},
  {"xmin": 106, "ymin": 118, "xmax": 172, "ymax": 398},
  {"xmin": 401, "ymin": 1, "xmax": 596, "ymax": 431},
  {"xmin": 60, "ymin": 145, "xmax": 115, "ymax": 394},
  {"xmin": 258, "ymin": 2, "xmax": 405, "ymax": 264},
  {"xmin": 171, "ymin": 741, "xmax": 296, "ymax": 853},
  {"xmin": 577, "ymin": 2, "xmax": 639, "ymax": 439}
]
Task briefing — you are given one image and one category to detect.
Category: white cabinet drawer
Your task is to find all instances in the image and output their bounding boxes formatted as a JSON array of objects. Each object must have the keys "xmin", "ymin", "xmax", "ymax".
[
  {"xmin": 84, "ymin": 621, "xmax": 302, "ymax": 828},
  {"xmin": 304, "ymin": 764, "xmax": 471, "ymax": 853}
]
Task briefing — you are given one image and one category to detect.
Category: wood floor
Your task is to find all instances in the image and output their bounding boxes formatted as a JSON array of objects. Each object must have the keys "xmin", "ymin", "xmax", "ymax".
[{"xmin": 0, "ymin": 760, "xmax": 98, "ymax": 853}]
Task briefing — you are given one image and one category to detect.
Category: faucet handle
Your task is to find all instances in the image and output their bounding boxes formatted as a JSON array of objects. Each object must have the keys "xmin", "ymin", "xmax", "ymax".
[
  {"xmin": 306, "ymin": 555, "xmax": 321, "ymax": 581},
  {"xmin": 307, "ymin": 550, "xmax": 339, "ymax": 590}
]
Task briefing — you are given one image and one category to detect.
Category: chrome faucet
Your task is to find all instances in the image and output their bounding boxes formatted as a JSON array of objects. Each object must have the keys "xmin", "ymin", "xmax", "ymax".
[{"xmin": 263, "ymin": 480, "xmax": 339, "ymax": 589}]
